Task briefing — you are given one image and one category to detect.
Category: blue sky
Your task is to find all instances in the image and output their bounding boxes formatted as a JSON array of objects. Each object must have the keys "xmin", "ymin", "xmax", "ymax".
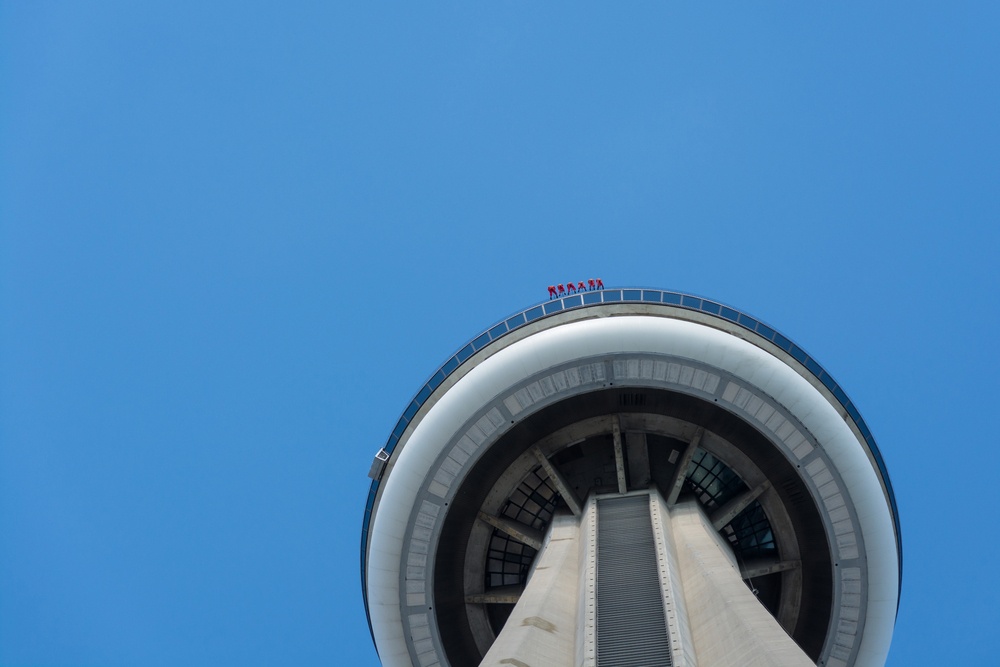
[{"xmin": 2, "ymin": 3, "xmax": 998, "ymax": 665}]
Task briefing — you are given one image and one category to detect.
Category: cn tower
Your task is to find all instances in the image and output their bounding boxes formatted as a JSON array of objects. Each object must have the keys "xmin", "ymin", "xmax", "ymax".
[{"xmin": 361, "ymin": 287, "xmax": 900, "ymax": 667}]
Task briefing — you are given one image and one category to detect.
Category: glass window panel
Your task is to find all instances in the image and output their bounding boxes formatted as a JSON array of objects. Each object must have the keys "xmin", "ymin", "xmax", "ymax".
[
  {"xmin": 860, "ymin": 422, "xmax": 872, "ymax": 442},
  {"xmin": 662, "ymin": 292, "xmax": 682, "ymax": 305},
  {"xmin": 834, "ymin": 386, "xmax": 848, "ymax": 405},
  {"xmin": 727, "ymin": 501, "xmax": 776, "ymax": 559},
  {"xmin": 684, "ymin": 449, "xmax": 747, "ymax": 509},
  {"xmin": 473, "ymin": 332, "xmax": 490, "ymax": 350},
  {"xmin": 428, "ymin": 370, "xmax": 445, "ymax": 391},
  {"xmin": 755, "ymin": 323, "xmax": 776, "ymax": 340},
  {"xmin": 506, "ymin": 313, "xmax": 526, "ymax": 329},
  {"xmin": 701, "ymin": 300, "xmax": 721, "ymax": 315}
]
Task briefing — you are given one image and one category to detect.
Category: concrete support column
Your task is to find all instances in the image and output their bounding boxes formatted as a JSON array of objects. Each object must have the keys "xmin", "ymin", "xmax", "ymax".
[
  {"xmin": 670, "ymin": 501, "xmax": 814, "ymax": 667},
  {"xmin": 478, "ymin": 513, "xmax": 581, "ymax": 667}
]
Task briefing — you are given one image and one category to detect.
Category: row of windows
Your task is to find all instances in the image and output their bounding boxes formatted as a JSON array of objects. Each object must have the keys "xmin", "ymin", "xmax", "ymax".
[
  {"xmin": 486, "ymin": 470, "xmax": 558, "ymax": 590},
  {"xmin": 685, "ymin": 449, "xmax": 747, "ymax": 510},
  {"xmin": 683, "ymin": 450, "xmax": 776, "ymax": 561},
  {"xmin": 483, "ymin": 454, "xmax": 777, "ymax": 592}
]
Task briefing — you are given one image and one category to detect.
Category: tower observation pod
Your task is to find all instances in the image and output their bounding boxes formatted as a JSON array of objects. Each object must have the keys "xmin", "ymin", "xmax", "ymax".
[{"xmin": 361, "ymin": 288, "xmax": 901, "ymax": 667}]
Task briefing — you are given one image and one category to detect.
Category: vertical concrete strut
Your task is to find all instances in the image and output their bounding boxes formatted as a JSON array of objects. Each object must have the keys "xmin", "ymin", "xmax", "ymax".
[
  {"xmin": 625, "ymin": 431, "xmax": 651, "ymax": 489},
  {"xmin": 611, "ymin": 418, "xmax": 628, "ymax": 495}
]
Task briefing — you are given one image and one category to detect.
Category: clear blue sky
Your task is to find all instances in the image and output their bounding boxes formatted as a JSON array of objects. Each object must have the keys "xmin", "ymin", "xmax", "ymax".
[{"xmin": 2, "ymin": 3, "xmax": 997, "ymax": 665}]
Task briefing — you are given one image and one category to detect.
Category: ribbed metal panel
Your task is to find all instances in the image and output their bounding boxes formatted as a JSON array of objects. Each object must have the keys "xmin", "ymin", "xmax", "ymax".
[{"xmin": 596, "ymin": 496, "xmax": 671, "ymax": 667}]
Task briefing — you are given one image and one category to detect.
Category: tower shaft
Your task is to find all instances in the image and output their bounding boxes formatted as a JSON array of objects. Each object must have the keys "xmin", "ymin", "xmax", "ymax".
[{"xmin": 482, "ymin": 489, "xmax": 814, "ymax": 667}]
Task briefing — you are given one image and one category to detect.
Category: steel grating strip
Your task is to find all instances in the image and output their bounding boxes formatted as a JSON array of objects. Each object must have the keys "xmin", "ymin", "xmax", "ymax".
[{"xmin": 596, "ymin": 495, "xmax": 671, "ymax": 667}]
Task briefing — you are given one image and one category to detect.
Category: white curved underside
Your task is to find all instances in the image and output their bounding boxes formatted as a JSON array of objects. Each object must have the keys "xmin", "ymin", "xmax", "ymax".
[{"xmin": 367, "ymin": 315, "xmax": 898, "ymax": 667}]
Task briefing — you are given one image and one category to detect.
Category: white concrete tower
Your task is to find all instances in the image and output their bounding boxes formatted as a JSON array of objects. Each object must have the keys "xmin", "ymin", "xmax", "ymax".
[{"xmin": 362, "ymin": 288, "xmax": 901, "ymax": 667}]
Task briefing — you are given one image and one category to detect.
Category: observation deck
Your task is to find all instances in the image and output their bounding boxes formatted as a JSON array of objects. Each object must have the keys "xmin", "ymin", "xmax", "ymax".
[{"xmin": 362, "ymin": 289, "xmax": 900, "ymax": 667}]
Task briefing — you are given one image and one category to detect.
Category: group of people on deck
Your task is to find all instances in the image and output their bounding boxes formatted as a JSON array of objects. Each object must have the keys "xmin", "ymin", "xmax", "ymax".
[{"xmin": 547, "ymin": 279, "xmax": 604, "ymax": 299}]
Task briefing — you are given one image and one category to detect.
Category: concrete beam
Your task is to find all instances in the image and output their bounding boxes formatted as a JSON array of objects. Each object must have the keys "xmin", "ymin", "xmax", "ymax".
[
  {"xmin": 740, "ymin": 559, "xmax": 801, "ymax": 580},
  {"xmin": 465, "ymin": 585, "xmax": 524, "ymax": 605},
  {"xmin": 711, "ymin": 480, "xmax": 772, "ymax": 531},
  {"xmin": 612, "ymin": 418, "xmax": 627, "ymax": 494},
  {"xmin": 477, "ymin": 511, "xmax": 544, "ymax": 550},
  {"xmin": 532, "ymin": 447, "xmax": 583, "ymax": 516},
  {"xmin": 666, "ymin": 428, "xmax": 703, "ymax": 507}
]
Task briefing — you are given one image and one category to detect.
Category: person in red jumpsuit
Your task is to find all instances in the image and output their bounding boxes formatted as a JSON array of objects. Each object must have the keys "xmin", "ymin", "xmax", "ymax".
[
  {"xmin": 595, "ymin": 278, "xmax": 604, "ymax": 289},
  {"xmin": 566, "ymin": 282, "xmax": 577, "ymax": 294},
  {"xmin": 587, "ymin": 279, "xmax": 596, "ymax": 291},
  {"xmin": 577, "ymin": 281, "xmax": 586, "ymax": 293},
  {"xmin": 557, "ymin": 284, "xmax": 566, "ymax": 295},
  {"xmin": 548, "ymin": 285, "xmax": 558, "ymax": 299}
]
